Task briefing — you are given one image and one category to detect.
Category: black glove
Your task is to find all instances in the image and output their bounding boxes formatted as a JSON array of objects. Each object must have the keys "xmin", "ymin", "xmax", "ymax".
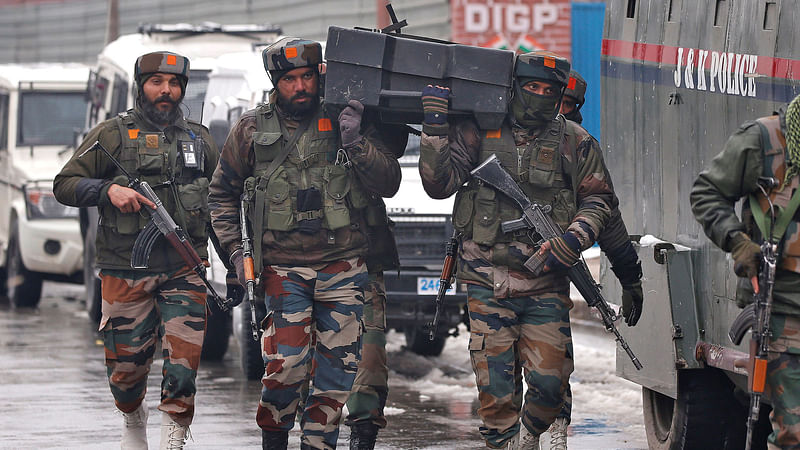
[
  {"xmin": 230, "ymin": 248, "xmax": 247, "ymax": 287},
  {"xmin": 540, "ymin": 231, "xmax": 581, "ymax": 273},
  {"xmin": 421, "ymin": 85, "xmax": 450, "ymax": 125},
  {"xmin": 338, "ymin": 99, "xmax": 364, "ymax": 148},
  {"xmin": 731, "ymin": 232, "xmax": 761, "ymax": 279},
  {"xmin": 225, "ymin": 270, "xmax": 244, "ymax": 308},
  {"xmin": 621, "ymin": 281, "xmax": 643, "ymax": 326}
]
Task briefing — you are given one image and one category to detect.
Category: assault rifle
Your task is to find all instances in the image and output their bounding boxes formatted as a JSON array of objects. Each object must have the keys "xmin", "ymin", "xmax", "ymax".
[
  {"xmin": 240, "ymin": 194, "xmax": 261, "ymax": 341},
  {"xmin": 80, "ymin": 141, "xmax": 230, "ymax": 312},
  {"xmin": 428, "ymin": 230, "xmax": 459, "ymax": 340},
  {"xmin": 728, "ymin": 177, "xmax": 780, "ymax": 450},
  {"xmin": 470, "ymin": 154, "xmax": 643, "ymax": 370}
]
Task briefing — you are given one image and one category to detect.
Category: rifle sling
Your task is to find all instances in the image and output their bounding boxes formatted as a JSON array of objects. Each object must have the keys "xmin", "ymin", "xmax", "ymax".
[
  {"xmin": 749, "ymin": 185, "xmax": 800, "ymax": 243},
  {"xmin": 251, "ymin": 116, "xmax": 312, "ymax": 276}
]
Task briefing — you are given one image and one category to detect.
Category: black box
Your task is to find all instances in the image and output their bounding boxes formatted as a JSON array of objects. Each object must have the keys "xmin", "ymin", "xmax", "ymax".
[{"xmin": 324, "ymin": 26, "xmax": 514, "ymax": 130}]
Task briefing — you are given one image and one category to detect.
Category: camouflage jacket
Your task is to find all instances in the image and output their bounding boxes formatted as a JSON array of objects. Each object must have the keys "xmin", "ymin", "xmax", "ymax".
[
  {"xmin": 691, "ymin": 107, "xmax": 800, "ymax": 315},
  {"xmin": 419, "ymin": 119, "xmax": 615, "ymax": 298},
  {"xmin": 208, "ymin": 98, "xmax": 401, "ymax": 266},
  {"xmin": 54, "ymin": 107, "xmax": 219, "ymax": 271}
]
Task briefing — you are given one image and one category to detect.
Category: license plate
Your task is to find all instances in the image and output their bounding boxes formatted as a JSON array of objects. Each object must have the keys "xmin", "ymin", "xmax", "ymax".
[{"xmin": 417, "ymin": 277, "xmax": 456, "ymax": 296}]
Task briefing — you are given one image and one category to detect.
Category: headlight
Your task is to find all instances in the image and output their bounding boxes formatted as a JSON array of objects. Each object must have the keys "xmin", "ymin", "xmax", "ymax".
[{"xmin": 24, "ymin": 184, "xmax": 78, "ymax": 220}]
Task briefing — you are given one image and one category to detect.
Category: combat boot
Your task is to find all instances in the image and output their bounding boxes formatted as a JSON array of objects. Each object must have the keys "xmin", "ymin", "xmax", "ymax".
[
  {"xmin": 518, "ymin": 426, "xmax": 540, "ymax": 450},
  {"xmin": 504, "ymin": 431, "xmax": 519, "ymax": 449},
  {"xmin": 121, "ymin": 403, "xmax": 148, "ymax": 450},
  {"xmin": 261, "ymin": 430, "xmax": 289, "ymax": 450},
  {"xmin": 543, "ymin": 417, "xmax": 568, "ymax": 450},
  {"xmin": 349, "ymin": 422, "xmax": 379, "ymax": 450},
  {"xmin": 159, "ymin": 413, "xmax": 189, "ymax": 450}
]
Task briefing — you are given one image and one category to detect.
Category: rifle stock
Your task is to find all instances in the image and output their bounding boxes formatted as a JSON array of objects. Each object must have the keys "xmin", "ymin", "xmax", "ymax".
[
  {"xmin": 428, "ymin": 230, "xmax": 458, "ymax": 340},
  {"xmin": 470, "ymin": 154, "xmax": 643, "ymax": 370},
  {"xmin": 240, "ymin": 195, "xmax": 260, "ymax": 341}
]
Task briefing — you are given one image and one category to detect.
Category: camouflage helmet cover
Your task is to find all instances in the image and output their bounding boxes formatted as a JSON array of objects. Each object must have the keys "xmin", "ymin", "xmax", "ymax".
[
  {"xmin": 564, "ymin": 69, "xmax": 587, "ymax": 105},
  {"xmin": 262, "ymin": 37, "xmax": 323, "ymax": 82},
  {"xmin": 514, "ymin": 50, "xmax": 570, "ymax": 88},
  {"xmin": 134, "ymin": 51, "xmax": 190, "ymax": 86}
]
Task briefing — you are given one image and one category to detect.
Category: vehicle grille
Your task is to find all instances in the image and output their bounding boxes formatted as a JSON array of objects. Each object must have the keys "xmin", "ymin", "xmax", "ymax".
[{"xmin": 390, "ymin": 214, "xmax": 453, "ymax": 267}]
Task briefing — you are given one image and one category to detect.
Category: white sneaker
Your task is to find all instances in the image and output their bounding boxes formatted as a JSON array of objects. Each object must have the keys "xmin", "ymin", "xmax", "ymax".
[
  {"xmin": 544, "ymin": 417, "xmax": 568, "ymax": 450},
  {"xmin": 505, "ymin": 432, "xmax": 520, "ymax": 449},
  {"xmin": 159, "ymin": 413, "xmax": 190, "ymax": 450},
  {"xmin": 121, "ymin": 403, "xmax": 148, "ymax": 450},
  {"xmin": 518, "ymin": 426, "xmax": 540, "ymax": 450}
]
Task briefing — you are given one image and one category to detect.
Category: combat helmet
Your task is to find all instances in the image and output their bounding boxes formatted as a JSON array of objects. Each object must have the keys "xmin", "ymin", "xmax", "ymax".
[
  {"xmin": 564, "ymin": 69, "xmax": 587, "ymax": 107},
  {"xmin": 262, "ymin": 37, "xmax": 323, "ymax": 83},
  {"xmin": 133, "ymin": 51, "xmax": 190, "ymax": 98},
  {"xmin": 510, "ymin": 50, "xmax": 571, "ymax": 127},
  {"xmin": 514, "ymin": 50, "xmax": 571, "ymax": 90}
]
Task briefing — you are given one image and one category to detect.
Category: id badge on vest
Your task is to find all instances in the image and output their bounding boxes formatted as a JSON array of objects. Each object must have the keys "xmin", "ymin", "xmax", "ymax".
[{"xmin": 179, "ymin": 139, "xmax": 204, "ymax": 172}]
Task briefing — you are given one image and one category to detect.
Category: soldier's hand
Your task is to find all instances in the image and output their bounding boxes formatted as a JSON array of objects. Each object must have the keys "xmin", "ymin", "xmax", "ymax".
[
  {"xmin": 621, "ymin": 281, "xmax": 643, "ymax": 326},
  {"xmin": 338, "ymin": 99, "xmax": 365, "ymax": 148},
  {"xmin": 731, "ymin": 231, "xmax": 761, "ymax": 279},
  {"xmin": 225, "ymin": 270, "xmax": 244, "ymax": 308},
  {"xmin": 230, "ymin": 248, "xmax": 247, "ymax": 287},
  {"xmin": 107, "ymin": 184, "xmax": 155, "ymax": 213},
  {"xmin": 539, "ymin": 232, "xmax": 581, "ymax": 273},
  {"xmin": 421, "ymin": 85, "xmax": 450, "ymax": 125}
]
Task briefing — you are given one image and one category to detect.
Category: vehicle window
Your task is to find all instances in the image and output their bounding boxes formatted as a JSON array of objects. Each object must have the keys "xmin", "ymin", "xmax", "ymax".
[
  {"xmin": 18, "ymin": 91, "xmax": 85, "ymax": 146},
  {"xmin": 184, "ymin": 70, "xmax": 210, "ymax": 122},
  {"xmin": 0, "ymin": 93, "xmax": 8, "ymax": 150},
  {"xmin": 109, "ymin": 73, "xmax": 128, "ymax": 117}
]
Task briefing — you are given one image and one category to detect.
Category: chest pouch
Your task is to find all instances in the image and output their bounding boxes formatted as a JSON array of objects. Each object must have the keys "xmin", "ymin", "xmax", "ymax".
[
  {"xmin": 296, "ymin": 187, "xmax": 324, "ymax": 234},
  {"xmin": 137, "ymin": 133, "xmax": 168, "ymax": 176},
  {"xmin": 323, "ymin": 164, "xmax": 352, "ymax": 230}
]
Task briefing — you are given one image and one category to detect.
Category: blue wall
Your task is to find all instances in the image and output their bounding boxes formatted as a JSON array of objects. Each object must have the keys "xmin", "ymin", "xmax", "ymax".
[{"xmin": 571, "ymin": 2, "xmax": 605, "ymax": 140}]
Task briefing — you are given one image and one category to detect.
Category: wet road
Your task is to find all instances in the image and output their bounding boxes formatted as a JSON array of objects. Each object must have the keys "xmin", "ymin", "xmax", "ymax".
[{"xmin": 0, "ymin": 282, "xmax": 648, "ymax": 449}]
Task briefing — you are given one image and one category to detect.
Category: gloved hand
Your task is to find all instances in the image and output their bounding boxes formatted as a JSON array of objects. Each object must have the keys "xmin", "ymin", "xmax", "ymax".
[
  {"xmin": 621, "ymin": 281, "xmax": 643, "ymax": 326},
  {"xmin": 421, "ymin": 85, "xmax": 450, "ymax": 125},
  {"xmin": 540, "ymin": 231, "xmax": 582, "ymax": 273},
  {"xmin": 730, "ymin": 231, "xmax": 761, "ymax": 279},
  {"xmin": 338, "ymin": 99, "xmax": 365, "ymax": 148},
  {"xmin": 225, "ymin": 270, "xmax": 244, "ymax": 308},
  {"xmin": 230, "ymin": 248, "xmax": 247, "ymax": 287}
]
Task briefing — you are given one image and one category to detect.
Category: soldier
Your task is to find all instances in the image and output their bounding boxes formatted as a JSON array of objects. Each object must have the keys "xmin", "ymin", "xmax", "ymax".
[
  {"xmin": 418, "ymin": 50, "xmax": 631, "ymax": 449},
  {"xmin": 207, "ymin": 37, "xmax": 401, "ymax": 450},
  {"xmin": 54, "ymin": 51, "xmax": 226, "ymax": 449},
  {"xmin": 691, "ymin": 94, "xmax": 800, "ymax": 447},
  {"xmin": 534, "ymin": 69, "xmax": 643, "ymax": 450}
]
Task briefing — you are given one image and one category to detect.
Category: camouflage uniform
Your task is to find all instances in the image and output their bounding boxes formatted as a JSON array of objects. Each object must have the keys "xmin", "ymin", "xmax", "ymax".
[
  {"xmin": 691, "ymin": 103, "xmax": 800, "ymax": 447},
  {"xmin": 420, "ymin": 82, "xmax": 615, "ymax": 448},
  {"xmin": 208, "ymin": 82, "xmax": 400, "ymax": 448},
  {"xmin": 53, "ymin": 52, "xmax": 218, "ymax": 426}
]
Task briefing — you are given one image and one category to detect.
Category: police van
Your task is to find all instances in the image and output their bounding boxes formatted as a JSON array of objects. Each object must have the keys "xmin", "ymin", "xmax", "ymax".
[
  {"xmin": 0, "ymin": 63, "xmax": 90, "ymax": 308},
  {"xmin": 80, "ymin": 23, "xmax": 281, "ymax": 360}
]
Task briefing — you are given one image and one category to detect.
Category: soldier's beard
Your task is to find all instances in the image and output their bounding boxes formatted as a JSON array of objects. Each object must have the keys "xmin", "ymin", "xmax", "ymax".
[
  {"xmin": 277, "ymin": 91, "xmax": 319, "ymax": 119},
  {"xmin": 141, "ymin": 94, "xmax": 181, "ymax": 125}
]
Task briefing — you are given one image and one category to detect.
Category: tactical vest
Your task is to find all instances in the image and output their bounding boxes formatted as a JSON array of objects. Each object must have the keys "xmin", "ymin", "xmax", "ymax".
[
  {"xmin": 750, "ymin": 115, "xmax": 800, "ymax": 273},
  {"xmin": 453, "ymin": 116, "xmax": 577, "ymax": 246},
  {"xmin": 97, "ymin": 110, "xmax": 210, "ymax": 269},
  {"xmin": 246, "ymin": 102, "xmax": 369, "ymax": 239}
]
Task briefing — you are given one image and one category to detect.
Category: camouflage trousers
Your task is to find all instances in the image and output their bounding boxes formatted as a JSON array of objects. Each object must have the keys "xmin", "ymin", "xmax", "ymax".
[
  {"xmin": 345, "ymin": 271, "xmax": 389, "ymax": 429},
  {"xmin": 766, "ymin": 313, "xmax": 800, "ymax": 449},
  {"xmin": 467, "ymin": 285, "xmax": 573, "ymax": 449},
  {"xmin": 99, "ymin": 266, "xmax": 207, "ymax": 426},
  {"xmin": 257, "ymin": 257, "xmax": 367, "ymax": 450}
]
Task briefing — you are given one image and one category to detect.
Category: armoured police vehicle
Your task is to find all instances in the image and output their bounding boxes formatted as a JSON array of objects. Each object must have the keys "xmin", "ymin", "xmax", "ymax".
[
  {"xmin": 81, "ymin": 23, "xmax": 281, "ymax": 360},
  {"xmin": 0, "ymin": 63, "xmax": 90, "ymax": 308},
  {"xmin": 601, "ymin": 0, "xmax": 799, "ymax": 447}
]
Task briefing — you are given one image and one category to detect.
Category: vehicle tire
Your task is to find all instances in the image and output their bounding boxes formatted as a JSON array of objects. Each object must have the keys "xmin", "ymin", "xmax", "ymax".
[
  {"xmin": 201, "ymin": 296, "xmax": 231, "ymax": 361},
  {"xmin": 83, "ymin": 235, "xmax": 102, "ymax": 324},
  {"xmin": 643, "ymin": 367, "xmax": 763, "ymax": 449},
  {"xmin": 6, "ymin": 219, "xmax": 43, "ymax": 308},
  {"xmin": 239, "ymin": 301, "xmax": 265, "ymax": 380},
  {"xmin": 0, "ymin": 265, "xmax": 7, "ymax": 300},
  {"xmin": 404, "ymin": 326, "xmax": 447, "ymax": 356}
]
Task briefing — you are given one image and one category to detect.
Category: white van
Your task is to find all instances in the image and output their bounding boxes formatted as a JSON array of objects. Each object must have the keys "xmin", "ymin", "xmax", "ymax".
[
  {"xmin": 80, "ymin": 23, "xmax": 281, "ymax": 360},
  {"xmin": 0, "ymin": 63, "xmax": 90, "ymax": 308}
]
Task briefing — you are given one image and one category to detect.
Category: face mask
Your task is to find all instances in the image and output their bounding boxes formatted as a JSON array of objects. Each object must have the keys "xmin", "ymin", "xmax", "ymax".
[{"xmin": 510, "ymin": 85, "xmax": 561, "ymax": 129}]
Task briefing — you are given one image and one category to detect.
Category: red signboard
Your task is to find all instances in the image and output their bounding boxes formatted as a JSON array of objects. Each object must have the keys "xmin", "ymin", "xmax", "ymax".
[{"xmin": 451, "ymin": 0, "xmax": 572, "ymax": 59}]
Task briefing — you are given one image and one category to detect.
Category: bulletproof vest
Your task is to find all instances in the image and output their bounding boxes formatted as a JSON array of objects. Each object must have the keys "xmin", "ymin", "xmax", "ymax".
[
  {"xmin": 750, "ymin": 115, "xmax": 800, "ymax": 273},
  {"xmin": 246, "ymin": 102, "xmax": 369, "ymax": 234},
  {"xmin": 96, "ymin": 110, "xmax": 210, "ymax": 269},
  {"xmin": 453, "ymin": 116, "xmax": 576, "ymax": 246}
]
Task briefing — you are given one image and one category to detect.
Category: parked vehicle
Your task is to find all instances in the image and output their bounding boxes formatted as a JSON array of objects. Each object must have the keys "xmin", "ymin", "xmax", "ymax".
[
  {"xmin": 80, "ymin": 23, "xmax": 281, "ymax": 361},
  {"xmin": 601, "ymin": 0, "xmax": 799, "ymax": 447},
  {"xmin": 0, "ymin": 63, "xmax": 89, "ymax": 308}
]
